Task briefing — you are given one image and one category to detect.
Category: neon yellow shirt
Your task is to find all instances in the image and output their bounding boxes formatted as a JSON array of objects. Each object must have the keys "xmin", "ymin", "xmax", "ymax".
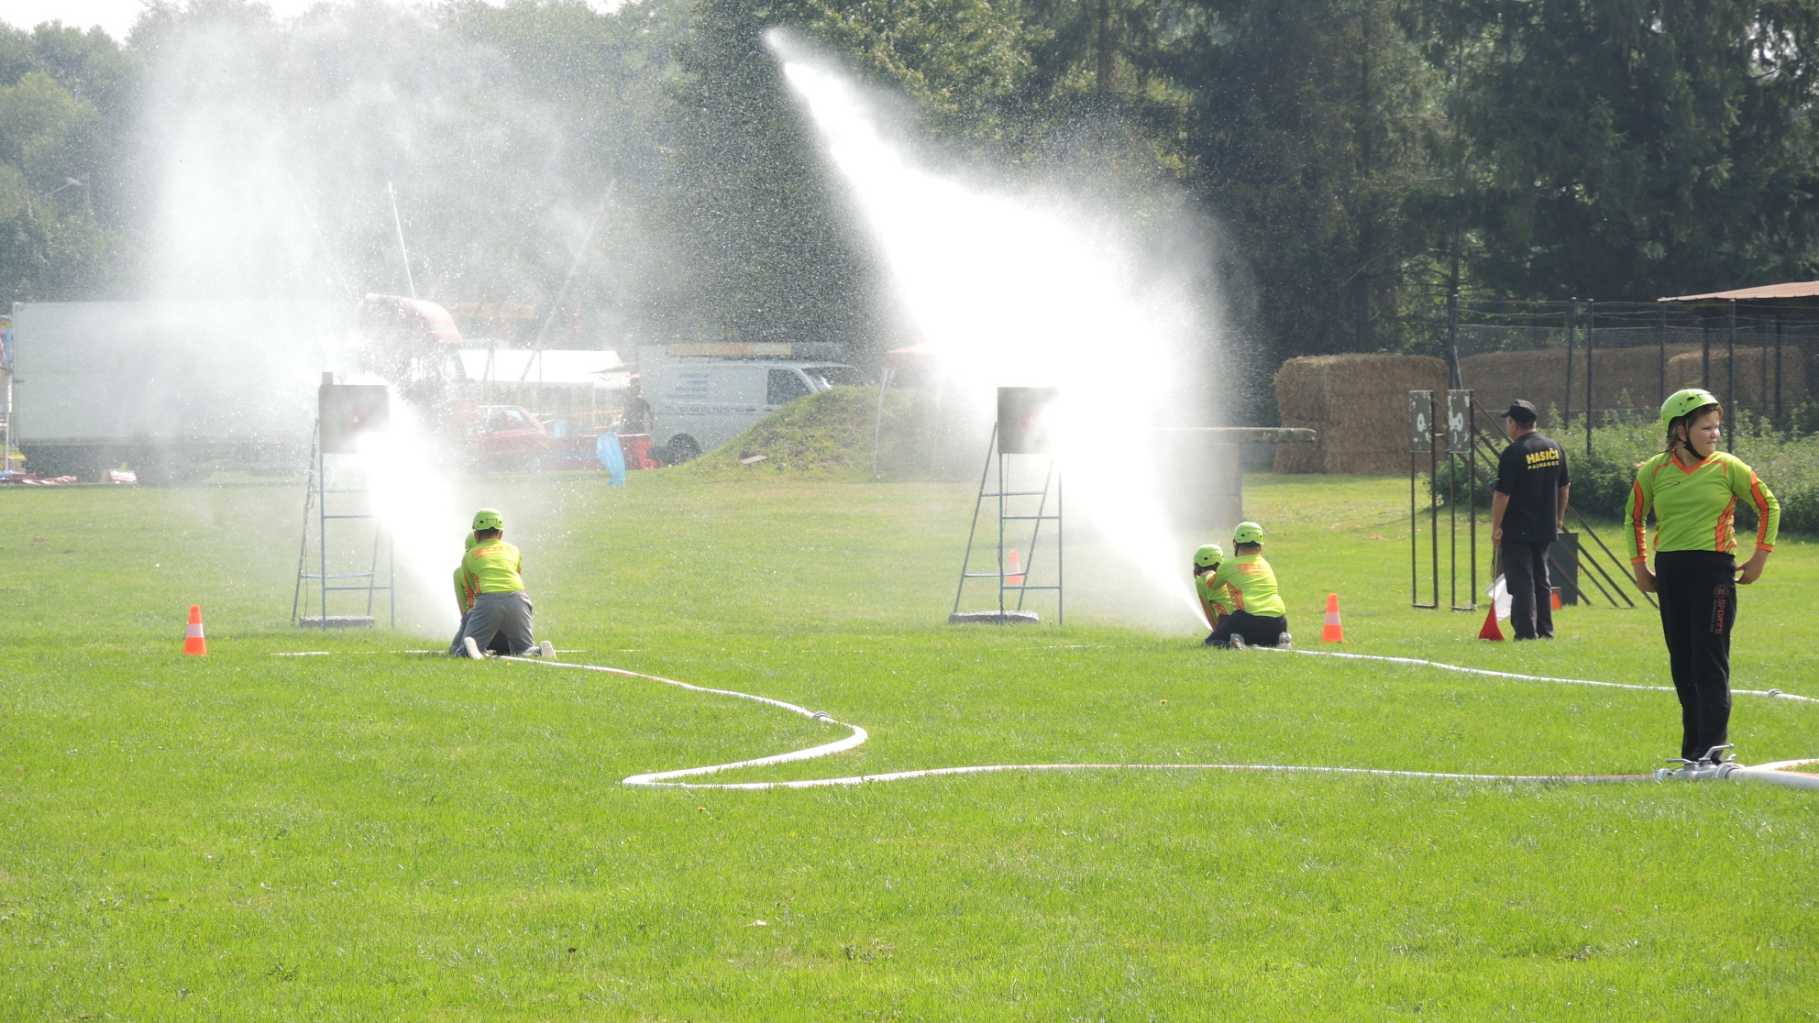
[
  {"xmin": 1194, "ymin": 571, "xmax": 1234, "ymax": 627},
  {"xmin": 459, "ymin": 539, "xmax": 526, "ymax": 595},
  {"xmin": 453, "ymin": 532, "xmax": 479, "ymax": 612},
  {"xmin": 1206, "ymin": 552, "xmax": 1286, "ymax": 618},
  {"xmin": 1625, "ymin": 451, "xmax": 1779, "ymax": 564}
]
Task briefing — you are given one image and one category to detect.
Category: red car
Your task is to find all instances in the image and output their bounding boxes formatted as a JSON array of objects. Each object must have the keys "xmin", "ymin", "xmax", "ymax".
[{"xmin": 469, "ymin": 404, "xmax": 555, "ymax": 471}]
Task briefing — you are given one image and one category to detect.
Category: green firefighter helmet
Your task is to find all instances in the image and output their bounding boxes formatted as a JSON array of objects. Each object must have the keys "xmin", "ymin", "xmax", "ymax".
[
  {"xmin": 471, "ymin": 508, "xmax": 504, "ymax": 532},
  {"xmin": 1232, "ymin": 521, "xmax": 1265, "ymax": 545},
  {"xmin": 1194, "ymin": 543, "xmax": 1224, "ymax": 570},
  {"xmin": 1660, "ymin": 388, "xmax": 1720, "ymax": 432}
]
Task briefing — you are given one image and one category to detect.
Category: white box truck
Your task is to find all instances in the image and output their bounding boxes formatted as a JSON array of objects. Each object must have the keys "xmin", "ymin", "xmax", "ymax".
[
  {"xmin": 10, "ymin": 296, "xmax": 467, "ymax": 482},
  {"xmin": 9, "ymin": 301, "xmax": 341, "ymax": 482},
  {"xmin": 639, "ymin": 343, "xmax": 861, "ymax": 461}
]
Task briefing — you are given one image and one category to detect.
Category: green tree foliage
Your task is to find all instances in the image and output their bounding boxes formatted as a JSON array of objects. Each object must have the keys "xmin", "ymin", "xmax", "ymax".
[
  {"xmin": 0, "ymin": 24, "xmax": 131, "ymax": 305},
  {"xmin": 1161, "ymin": 1, "xmax": 1445, "ymax": 369},
  {"xmin": 1459, "ymin": 0, "xmax": 1819, "ymax": 300},
  {"xmin": 6, "ymin": 0, "xmax": 1819, "ymax": 388}
]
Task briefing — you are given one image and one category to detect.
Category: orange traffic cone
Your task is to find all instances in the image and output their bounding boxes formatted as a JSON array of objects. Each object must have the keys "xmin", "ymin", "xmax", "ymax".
[
  {"xmin": 1321, "ymin": 592, "xmax": 1344, "ymax": 643},
  {"xmin": 1006, "ymin": 549, "xmax": 1024, "ymax": 587},
  {"xmin": 1550, "ymin": 586, "xmax": 1563, "ymax": 611},
  {"xmin": 183, "ymin": 604, "xmax": 208, "ymax": 656},
  {"xmin": 1477, "ymin": 604, "xmax": 1503, "ymax": 641}
]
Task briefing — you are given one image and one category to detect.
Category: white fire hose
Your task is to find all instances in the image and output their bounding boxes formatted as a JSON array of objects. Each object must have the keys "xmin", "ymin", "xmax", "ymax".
[{"xmin": 494, "ymin": 648, "xmax": 1818, "ymax": 792}]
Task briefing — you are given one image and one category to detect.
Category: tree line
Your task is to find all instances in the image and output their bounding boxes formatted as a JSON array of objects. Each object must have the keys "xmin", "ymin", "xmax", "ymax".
[{"xmin": 4, "ymin": 0, "xmax": 1818, "ymax": 390}]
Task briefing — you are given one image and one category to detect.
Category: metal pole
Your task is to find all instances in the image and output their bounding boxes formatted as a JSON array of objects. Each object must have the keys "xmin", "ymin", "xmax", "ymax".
[
  {"xmin": 1409, "ymin": 451, "xmax": 1418, "ymax": 607},
  {"xmin": 1429, "ymin": 397, "xmax": 1439, "ymax": 608},
  {"xmin": 996, "ymin": 446, "xmax": 1006, "ymax": 618},
  {"xmin": 1584, "ymin": 300, "xmax": 1595, "ymax": 462},
  {"xmin": 951, "ymin": 424, "xmax": 997, "ymax": 616},
  {"xmin": 1727, "ymin": 300, "xmax": 1736, "ymax": 452},
  {"xmin": 1056, "ymin": 471, "xmax": 1065, "ymax": 626},
  {"xmin": 1658, "ymin": 304, "xmax": 1667, "ymax": 403},
  {"xmin": 1774, "ymin": 314, "xmax": 1784, "ymax": 424},
  {"xmin": 1017, "ymin": 456, "xmax": 1057, "ymax": 613},
  {"xmin": 1563, "ymin": 302, "xmax": 1576, "ymax": 428},
  {"xmin": 1467, "ymin": 392, "xmax": 1477, "ymax": 607},
  {"xmin": 290, "ymin": 420, "xmax": 318, "ymax": 625},
  {"xmin": 1448, "ymin": 448, "xmax": 1457, "ymax": 610},
  {"xmin": 365, "ymin": 529, "xmax": 379, "ymax": 618},
  {"xmin": 387, "ymin": 180, "xmax": 417, "ymax": 299},
  {"xmin": 1701, "ymin": 321, "xmax": 1711, "ymax": 389},
  {"xmin": 318, "ymin": 443, "xmax": 328, "ymax": 629}
]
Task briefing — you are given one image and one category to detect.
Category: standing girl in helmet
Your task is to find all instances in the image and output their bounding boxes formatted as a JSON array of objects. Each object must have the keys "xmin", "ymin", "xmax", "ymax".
[
  {"xmin": 1192, "ymin": 543, "xmax": 1233, "ymax": 642},
  {"xmin": 1202, "ymin": 521, "xmax": 1291, "ymax": 649},
  {"xmin": 1625, "ymin": 389, "xmax": 1779, "ymax": 767}
]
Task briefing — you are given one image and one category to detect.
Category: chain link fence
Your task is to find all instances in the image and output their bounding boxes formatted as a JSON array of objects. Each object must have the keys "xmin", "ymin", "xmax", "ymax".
[{"xmin": 1413, "ymin": 299, "xmax": 1819, "ymax": 456}]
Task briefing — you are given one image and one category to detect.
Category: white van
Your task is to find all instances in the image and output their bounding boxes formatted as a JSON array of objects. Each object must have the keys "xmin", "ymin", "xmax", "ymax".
[{"xmin": 648, "ymin": 359, "xmax": 863, "ymax": 461}]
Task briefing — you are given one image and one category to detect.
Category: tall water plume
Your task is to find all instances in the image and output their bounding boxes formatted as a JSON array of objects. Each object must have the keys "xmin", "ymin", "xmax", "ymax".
[
  {"xmin": 768, "ymin": 33, "xmax": 1231, "ymax": 628},
  {"xmin": 127, "ymin": 4, "xmax": 593, "ymax": 634}
]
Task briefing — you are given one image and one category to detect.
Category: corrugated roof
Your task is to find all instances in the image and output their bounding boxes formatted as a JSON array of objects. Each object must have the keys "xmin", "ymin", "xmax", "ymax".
[{"xmin": 1657, "ymin": 280, "xmax": 1819, "ymax": 302}]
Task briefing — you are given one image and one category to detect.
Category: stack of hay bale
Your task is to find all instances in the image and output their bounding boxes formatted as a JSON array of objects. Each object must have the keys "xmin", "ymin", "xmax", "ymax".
[{"xmin": 1273, "ymin": 355, "xmax": 1448, "ymax": 474}]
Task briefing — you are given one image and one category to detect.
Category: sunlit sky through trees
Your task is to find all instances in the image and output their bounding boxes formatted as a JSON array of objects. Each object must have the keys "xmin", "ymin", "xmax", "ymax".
[{"xmin": 1, "ymin": 0, "xmax": 619, "ymax": 41}]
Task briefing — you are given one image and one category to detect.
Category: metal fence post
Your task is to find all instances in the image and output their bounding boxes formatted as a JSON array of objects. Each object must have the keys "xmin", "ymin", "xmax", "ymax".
[
  {"xmin": 1774, "ymin": 313, "xmax": 1784, "ymax": 425},
  {"xmin": 1585, "ymin": 300, "xmax": 1596, "ymax": 461},
  {"xmin": 1701, "ymin": 320, "xmax": 1711, "ymax": 390},
  {"xmin": 1563, "ymin": 302, "xmax": 1576, "ymax": 427},
  {"xmin": 1727, "ymin": 300, "xmax": 1736, "ymax": 452}
]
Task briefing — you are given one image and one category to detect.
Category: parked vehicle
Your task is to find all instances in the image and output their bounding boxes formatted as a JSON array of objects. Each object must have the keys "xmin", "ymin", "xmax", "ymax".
[
  {"xmin": 468, "ymin": 403, "xmax": 555, "ymax": 470},
  {"xmin": 645, "ymin": 357, "xmax": 863, "ymax": 461}
]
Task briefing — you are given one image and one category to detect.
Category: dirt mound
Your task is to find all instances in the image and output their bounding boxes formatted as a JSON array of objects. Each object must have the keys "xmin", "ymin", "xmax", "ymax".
[{"xmin": 675, "ymin": 387, "xmax": 951, "ymax": 481}]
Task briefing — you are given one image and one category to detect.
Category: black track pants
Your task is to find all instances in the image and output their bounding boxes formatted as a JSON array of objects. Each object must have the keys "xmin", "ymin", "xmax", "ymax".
[
  {"xmin": 1501, "ymin": 540, "xmax": 1554, "ymax": 639},
  {"xmin": 1209, "ymin": 611, "xmax": 1289, "ymax": 648},
  {"xmin": 1654, "ymin": 551, "xmax": 1737, "ymax": 761}
]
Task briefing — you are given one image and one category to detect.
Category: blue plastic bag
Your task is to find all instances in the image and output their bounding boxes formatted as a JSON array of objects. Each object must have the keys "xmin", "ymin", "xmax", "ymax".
[{"xmin": 597, "ymin": 432, "xmax": 627, "ymax": 486}]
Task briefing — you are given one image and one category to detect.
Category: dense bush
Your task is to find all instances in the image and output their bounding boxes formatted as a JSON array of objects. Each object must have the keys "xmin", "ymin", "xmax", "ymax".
[{"xmin": 1433, "ymin": 411, "xmax": 1819, "ymax": 535}]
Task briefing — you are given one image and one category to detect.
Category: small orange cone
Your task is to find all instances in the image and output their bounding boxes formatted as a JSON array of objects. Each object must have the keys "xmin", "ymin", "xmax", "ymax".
[
  {"xmin": 1006, "ymin": 549, "xmax": 1024, "ymax": 587},
  {"xmin": 183, "ymin": 604, "xmax": 208, "ymax": 656},
  {"xmin": 1321, "ymin": 592, "xmax": 1344, "ymax": 643},
  {"xmin": 1550, "ymin": 586, "xmax": 1563, "ymax": 611},
  {"xmin": 1477, "ymin": 604, "xmax": 1503, "ymax": 641}
]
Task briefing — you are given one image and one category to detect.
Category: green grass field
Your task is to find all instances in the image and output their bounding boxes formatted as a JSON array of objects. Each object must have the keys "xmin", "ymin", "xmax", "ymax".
[{"xmin": 3, "ymin": 471, "xmax": 1814, "ymax": 1021}]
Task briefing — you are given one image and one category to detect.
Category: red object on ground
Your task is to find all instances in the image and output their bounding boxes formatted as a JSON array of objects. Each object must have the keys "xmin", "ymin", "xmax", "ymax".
[
  {"xmin": 1477, "ymin": 605, "xmax": 1503, "ymax": 641},
  {"xmin": 1006, "ymin": 549, "xmax": 1024, "ymax": 586},
  {"xmin": 1550, "ymin": 586, "xmax": 1563, "ymax": 611},
  {"xmin": 620, "ymin": 433, "xmax": 657, "ymax": 470},
  {"xmin": 1321, "ymin": 592, "xmax": 1344, "ymax": 643},
  {"xmin": 183, "ymin": 605, "xmax": 208, "ymax": 656}
]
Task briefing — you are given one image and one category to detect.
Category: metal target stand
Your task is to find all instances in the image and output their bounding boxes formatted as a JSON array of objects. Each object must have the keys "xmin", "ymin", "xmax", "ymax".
[
  {"xmin": 1408, "ymin": 388, "xmax": 1481, "ymax": 612},
  {"xmin": 291, "ymin": 376, "xmax": 394, "ymax": 629},
  {"xmin": 950, "ymin": 387, "xmax": 1064, "ymax": 625}
]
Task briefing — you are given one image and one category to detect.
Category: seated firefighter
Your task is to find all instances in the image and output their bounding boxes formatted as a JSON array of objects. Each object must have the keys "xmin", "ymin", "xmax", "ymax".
[
  {"xmin": 452, "ymin": 507, "xmax": 554, "ymax": 660},
  {"xmin": 1201, "ymin": 521, "xmax": 1291, "ymax": 649},
  {"xmin": 1192, "ymin": 542, "xmax": 1234, "ymax": 639},
  {"xmin": 448, "ymin": 531, "xmax": 511, "ymax": 657}
]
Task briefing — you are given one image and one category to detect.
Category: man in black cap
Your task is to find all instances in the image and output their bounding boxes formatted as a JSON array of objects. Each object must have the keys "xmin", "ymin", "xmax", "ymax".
[{"xmin": 1491, "ymin": 399, "xmax": 1570, "ymax": 639}]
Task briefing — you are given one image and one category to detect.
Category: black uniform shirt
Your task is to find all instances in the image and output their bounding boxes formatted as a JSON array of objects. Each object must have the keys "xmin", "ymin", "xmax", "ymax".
[{"xmin": 1495, "ymin": 431, "xmax": 1570, "ymax": 544}]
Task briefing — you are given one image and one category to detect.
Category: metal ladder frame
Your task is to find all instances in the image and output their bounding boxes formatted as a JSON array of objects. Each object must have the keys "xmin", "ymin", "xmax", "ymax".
[
  {"xmin": 290, "ymin": 419, "xmax": 395, "ymax": 628},
  {"xmin": 950, "ymin": 422, "xmax": 1065, "ymax": 623}
]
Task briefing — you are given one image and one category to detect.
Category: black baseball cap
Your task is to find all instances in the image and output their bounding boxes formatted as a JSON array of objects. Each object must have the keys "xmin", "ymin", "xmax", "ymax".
[{"xmin": 1504, "ymin": 399, "xmax": 1537, "ymax": 423}]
